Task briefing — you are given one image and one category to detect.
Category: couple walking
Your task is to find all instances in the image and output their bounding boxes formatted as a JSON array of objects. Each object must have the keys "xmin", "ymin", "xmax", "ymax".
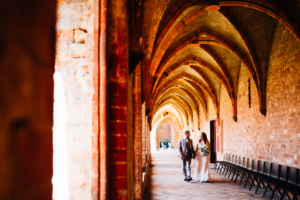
[{"xmin": 178, "ymin": 130, "xmax": 211, "ymax": 182}]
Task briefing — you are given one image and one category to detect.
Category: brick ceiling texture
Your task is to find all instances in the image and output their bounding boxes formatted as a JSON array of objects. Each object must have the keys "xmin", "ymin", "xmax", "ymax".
[{"xmin": 142, "ymin": 0, "xmax": 300, "ymax": 129}]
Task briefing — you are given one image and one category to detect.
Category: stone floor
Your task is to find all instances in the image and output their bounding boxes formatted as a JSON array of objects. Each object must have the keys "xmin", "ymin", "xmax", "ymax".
[{"xmin": 144, "ymin": 151, "xmax": 282, "ymax": 200}]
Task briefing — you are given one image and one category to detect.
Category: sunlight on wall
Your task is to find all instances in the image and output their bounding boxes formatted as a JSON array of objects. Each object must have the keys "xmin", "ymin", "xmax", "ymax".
[
  {"xmin": 52, "ymin": 70, "xmax": 69, "ymax": 200},
  {"xmin": 150, "ymin": 126, "xmax": 157, "ymax": 152}
]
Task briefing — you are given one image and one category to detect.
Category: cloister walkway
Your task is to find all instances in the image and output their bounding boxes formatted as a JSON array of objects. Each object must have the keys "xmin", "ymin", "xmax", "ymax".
[{"xmin": 145, "ymin": 151, "xmax": 281, "ymax": 200}]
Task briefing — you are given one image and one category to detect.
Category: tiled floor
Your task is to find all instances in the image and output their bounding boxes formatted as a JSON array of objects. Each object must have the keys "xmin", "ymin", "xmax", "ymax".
[{"xmin": 144, "ymin": 151, "xmax": 282, "ymax": 200}]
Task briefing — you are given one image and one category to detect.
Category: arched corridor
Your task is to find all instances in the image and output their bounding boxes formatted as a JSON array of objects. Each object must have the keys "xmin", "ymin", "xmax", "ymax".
[{"xmin": 1, "ymin": 0, "xmax": 300, "ymax": 200}]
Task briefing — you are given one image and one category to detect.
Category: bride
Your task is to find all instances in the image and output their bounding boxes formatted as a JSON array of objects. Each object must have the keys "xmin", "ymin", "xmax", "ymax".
[{"xmin": 193, "ymin": 132, "xmax": 211, "ymax": 182}]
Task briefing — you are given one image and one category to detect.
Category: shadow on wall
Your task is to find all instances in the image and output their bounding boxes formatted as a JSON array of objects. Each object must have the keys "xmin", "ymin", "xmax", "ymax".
[{"xmin": 52, "ymin": 70, "xmax": 69, "ymax": 200}]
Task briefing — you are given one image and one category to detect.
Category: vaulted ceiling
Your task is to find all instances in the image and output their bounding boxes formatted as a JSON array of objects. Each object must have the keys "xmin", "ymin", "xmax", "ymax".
[{"xmin": 141, "ymin": 0, "xmax": 300, "ymax": 128}]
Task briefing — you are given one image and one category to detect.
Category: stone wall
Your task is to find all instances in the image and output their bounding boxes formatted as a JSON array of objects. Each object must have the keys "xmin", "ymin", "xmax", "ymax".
[
  {"xmin": 55, "ymin": 1, "xmax": 95, "ymax": 199},
  {"xmin": 220, "ymin": 23, "xmax": 300, "ymax": 167}
]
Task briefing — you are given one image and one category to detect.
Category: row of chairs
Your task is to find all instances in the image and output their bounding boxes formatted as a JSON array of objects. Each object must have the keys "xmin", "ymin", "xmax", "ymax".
[{"xmin": 214, "ymin": 154, "xmax": 300, "ymax": 200}]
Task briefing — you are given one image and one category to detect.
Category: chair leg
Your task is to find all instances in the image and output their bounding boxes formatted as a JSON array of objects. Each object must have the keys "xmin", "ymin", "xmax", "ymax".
[
  {"xmin": 234, "ymin": 172, "xmax": 239, "ymax": 183},
  {"xmin": 260, "ymin": 180, "xmax": 266, "ymax": 188},
  {"xmin": 239, "ymin": 173, "xmax": 245, "ymax": 185},
  {"xmin": 220, "ymin": 166, "xmax": 229, "ymax": 176},
  {"xmin": 216, "ymin": 164, "xmax": 220, "ymax": 172},
  {"xmin": 228, "ymin": 169, "xmax": 234, "ymax": 178},
  {"xmin": 231, "ymin": 171, "xmax": 235, "ymax": 180},
  {"xmin": 231, "ymin": 170, "xmax": 236, "ymax": 180},
  {"xmin": 249, "ymin": 177, "xmax": 256, "ymax": 190},
  {"xmin": 270, "ymin": 185, "xmax": 277, "ymax": 200},
  {"xmin": 219, "ymin": 165, "xmax": 224, "ymax": 174},
  {"xmin": 229, "ymin": 169, "xmax": 234, "ymax": 179},
  {"xmin": 292, "ymin": 193, "xmax": 297, "ymax": 200},
  {"xmin": 224, "ymin": 167, "xmax": 229, "ymax": 176},
  {"xmin": 263, "ymin": 182, "xmax": 270, "ymax": 197},
  {"xmin": 244, "ymin": 175, "xmax": 250, "ymax": 188},
  {"xmin": 280, "ymin": 189, "xmax": 286, "ymax": 200},
  {"xmin": 254, "ymin": 178, "xmax": 262, "ymax": 193},
  {"xmin": 216, "ymin": 163, "xmax": 220, "ymax": 171},
  {"xmin": 224, "ymin": 168, "xmax": 230, "ymax": 176}
]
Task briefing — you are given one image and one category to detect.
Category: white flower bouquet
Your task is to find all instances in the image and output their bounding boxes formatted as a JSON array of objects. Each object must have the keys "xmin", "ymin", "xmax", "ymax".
[{"xmin": 200, "ymin": 144, "xmax": 210, "ymax": 156}]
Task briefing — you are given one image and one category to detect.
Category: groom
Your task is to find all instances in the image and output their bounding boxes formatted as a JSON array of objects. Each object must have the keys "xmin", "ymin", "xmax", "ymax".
[{"xmin": 178, "ymin": 130, "xmax": 195, "ymax": 182}]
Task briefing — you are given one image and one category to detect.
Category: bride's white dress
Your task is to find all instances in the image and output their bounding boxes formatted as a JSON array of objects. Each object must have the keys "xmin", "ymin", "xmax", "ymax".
[{"xmin": 193, "ymin": 142, "xmax": 211, "ymax": 182}]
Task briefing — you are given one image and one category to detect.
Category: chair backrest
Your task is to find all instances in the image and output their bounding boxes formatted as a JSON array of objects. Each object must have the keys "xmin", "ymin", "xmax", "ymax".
[
  {"xmin": 263, "ymin": 162, "xmax": 271, "ymax": 176},
  {"xmin": 257, "ymin": 160, "xmax": 264, "ymax": 174},
  {"xmin": 270, "ymin": 163, "xmax": 279, "ymax": 179},
  {"xmin": 246, "ymin": 158, "xmax": 251, "ymax": 170},
  {"xmin": 242, "ymin": 157, "xmax": 246, "ymax": 168},
  {"xmin": 235, "ymin": 155, "xmax": 238, "ymax": 165},
  {"xmin": 238, "ymin": 156, "xmax": 242, "ymax": 166},
  {"xmin": 251, "ymin": 159, "xmax": 258, "ymax": 172},
  {"xmin": 279, "ymin": 165, "xmax": 288, "ymax": 182},
  {"xmin": 287, "ymin": 167, "xmax": 298, "ymax": 185}
]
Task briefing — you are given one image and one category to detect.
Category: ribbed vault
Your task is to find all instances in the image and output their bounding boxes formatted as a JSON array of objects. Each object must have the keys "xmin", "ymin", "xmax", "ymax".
[{"xmin": 146, "ymin": 0, "xmax": 300, "ymax": 131}]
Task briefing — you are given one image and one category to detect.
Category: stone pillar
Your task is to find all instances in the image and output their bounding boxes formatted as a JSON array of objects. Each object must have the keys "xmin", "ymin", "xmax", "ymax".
[
  {"xmin": 0, "ymin": 0, "xmax": 56, "ymax": 199},
  {"xmin": 133, "ymin": 63, "xmax": 142, "ymax": 199}
]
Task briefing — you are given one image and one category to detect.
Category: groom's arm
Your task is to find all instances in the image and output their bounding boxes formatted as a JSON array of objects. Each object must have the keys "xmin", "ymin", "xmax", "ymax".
[{"xmin": 178, "ymin": 139, "xmax": 183, "ymax": 158}]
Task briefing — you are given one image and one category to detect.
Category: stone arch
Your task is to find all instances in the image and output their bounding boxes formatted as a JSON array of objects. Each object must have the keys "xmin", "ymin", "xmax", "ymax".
[{"xmin": 155, "ymin": 118, "xmax": 181, "ymax": 150}]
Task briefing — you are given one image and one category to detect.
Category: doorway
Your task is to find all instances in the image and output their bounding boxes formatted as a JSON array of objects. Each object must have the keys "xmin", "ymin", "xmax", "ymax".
[{"xmin": 210, "ymin": 120, "xmax": 217, "ymax": 163}]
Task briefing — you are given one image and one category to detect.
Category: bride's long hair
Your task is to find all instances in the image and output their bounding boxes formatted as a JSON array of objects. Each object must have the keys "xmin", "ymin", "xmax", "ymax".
[{"xmin": 199, "ymin": 132, "xmax": 208, "ymax": 144}]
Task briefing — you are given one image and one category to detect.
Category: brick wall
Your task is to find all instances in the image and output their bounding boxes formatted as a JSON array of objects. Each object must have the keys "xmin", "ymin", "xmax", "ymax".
[
  {"xmin": 159, "ymin": 123, "xmax": 172, "ymax": 143},
  {"xmin": 199, "ymin": 105, "xmax": 206, "ymax": 131},
  {"xmin": 220, "ymin": 23, "xmax": 300, "ymax": 167},
  {"xmin": 133, "ymin": 63, "xmax": 142, "ymax": 199},
  {"xmin": 208, "ymin": 98, "xmax": 216, "ymax": 120},
  {"xmin": 142, "ymin": 103, "xmax": 147, "ymax": 167}
]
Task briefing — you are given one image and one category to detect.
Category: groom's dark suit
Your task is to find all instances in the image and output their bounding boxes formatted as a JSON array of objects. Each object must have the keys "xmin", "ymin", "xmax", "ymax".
[{"xmin": 178, "ymin": 137, "xmax": 195, "ymax": 180}]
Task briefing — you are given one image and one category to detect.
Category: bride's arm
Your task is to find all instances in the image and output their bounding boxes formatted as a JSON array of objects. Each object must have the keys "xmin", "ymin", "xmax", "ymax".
[{"xmin": 194, "ymin": 145, "xmax": 198, "ymax": 153}]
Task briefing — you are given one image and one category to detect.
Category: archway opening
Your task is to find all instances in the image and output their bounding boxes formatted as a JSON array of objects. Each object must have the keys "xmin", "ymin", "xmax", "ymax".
[
  {"xmin": 52, "ymin": 70, "xmax": 69, "ymax": 200},
  {"xmin": 158, "ymin": 122, "xmax": 173, "ymax": 149}
]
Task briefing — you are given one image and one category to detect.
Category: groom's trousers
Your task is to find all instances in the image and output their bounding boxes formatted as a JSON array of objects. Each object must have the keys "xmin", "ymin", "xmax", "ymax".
[{"xmin": 182, "ymin": 158, "xmax": 191, "ymax": 178}]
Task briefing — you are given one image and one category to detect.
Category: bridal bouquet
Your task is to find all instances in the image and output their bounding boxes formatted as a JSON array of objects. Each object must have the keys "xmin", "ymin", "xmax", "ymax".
[{"xmin": 200, "ymin": 144, "xmax": 210, "ymax": 156}]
